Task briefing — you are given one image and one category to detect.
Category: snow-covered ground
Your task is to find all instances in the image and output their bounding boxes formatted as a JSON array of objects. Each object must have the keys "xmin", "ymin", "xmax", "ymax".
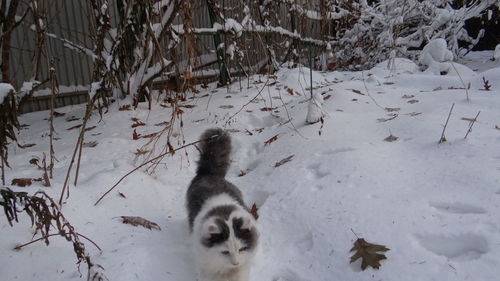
[{"xmin": 2, "ymin": 51, "xmax": 500, "ymax": 281}]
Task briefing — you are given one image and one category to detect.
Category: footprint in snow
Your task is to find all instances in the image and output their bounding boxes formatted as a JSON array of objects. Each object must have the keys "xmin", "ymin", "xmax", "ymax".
[
  {"xmin": 416, "ymin": 233, "xmax": 489, "ymax": 261},
  {"xmin": 429, "ymin": 201, "xmax": 486, "ymax": 214},
  {"xmin": 306, "ymin": 163, "xmax": 331, "ymax": 180}
]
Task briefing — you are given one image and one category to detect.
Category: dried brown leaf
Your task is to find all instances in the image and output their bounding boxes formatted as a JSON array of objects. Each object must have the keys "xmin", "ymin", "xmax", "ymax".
[
  {"xmin": 250, "ymin": 203, "xmax": 259, "ymax": 220},
  {"xmin": 407, "ymin": 99, "xmax": 419, "ymax": 104},
  {"xmin": 385, "ymin": 107, "xmax": 400, "ymax": 112},
  {"xmin": 84, "ymin": 126, "xmax": 96, "ymax": 132},
  {"xmin": 264, "ymin": 134, "xmax": 279, "ymax": 146},
  {"xmin": 402, "ymin": 94, "xmax": 415, "ymax": 99},
  {"xmin": 132, "ymin": 129, "xmax": 141, "ymax": 140},
  {"xmin": 11, "ymin": 178, "xmax": 34, "ymax": 187},
  {"xmin": 67, "ymin": 124, "xmax": 82, "ymax": 131},
  {"xmin": 141, "ymin": 132, "xmax": 158, "ymax": 139},
  {"xmin": 119, "ymin": 104, "xmax": 131, "ymax": 111},
  {"xmin": 384, "ymin": 134, "xmax": 398, "ymax": 142},
  {"xmin": 351, "ymin": 89, "xmax": 365, "ymax": 95},
  {"xmin": 82, "ymin": 141, "xmax": 98, "ymax": 148},
  {"xmin": 350, "ymin": 238, "xmax": 390, "ymax": 270},
  {"xmin": 219, "ymin": 105, "xmax": 234, "ymax": 109},
  {"xmin": 119, "ymin": 216, "xmax": 161, "ymax": 231},
  {"xmin": 131, "ymin": 121, "xmax": 146, "ymax": 128},
  {"xmin": 260, "ymin": 107, "xmax": 277, "ymax": 111},
  {"xmin": 53, "ymin": 111, "xmax": 65, "ymax": 117},
  {"xmin": 275, "ymin": 155, "xmax": 294, "ymax": 168}
]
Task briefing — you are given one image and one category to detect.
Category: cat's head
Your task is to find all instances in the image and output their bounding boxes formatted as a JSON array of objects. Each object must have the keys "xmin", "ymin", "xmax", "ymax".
[{"xmin": 199, "ymin": 213, "xmax": 258, "ymax": 268}]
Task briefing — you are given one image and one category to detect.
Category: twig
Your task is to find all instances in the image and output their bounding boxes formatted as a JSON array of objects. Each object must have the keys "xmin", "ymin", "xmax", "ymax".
[
  {"xmin": 464, "ymin": 111, "xmax": 480, "ymax": 139},
  {"xmin": 14, "ymin": 232, "xmax": 102, "ymax": 252},
  {"xmin": 439, "ymin": 103, "xmax": 454, "ymax": 143},
  {"xmin": 94, "ymin": 134, "xmax": 218, "ymax": 206},
  {"xmin": 449, "ymin": 62, "xmax": 469, "ymax": 101},
  {"xmin": 361, "ymin": 71, "xmax": 386, "ymax": 111},
  {"xmin": 224, "ymin": 77, "xmax": 270, "ymax": 125},
  {"xmin": 59, "ymin": 102, "xmax": 94, "ymax": 205}
]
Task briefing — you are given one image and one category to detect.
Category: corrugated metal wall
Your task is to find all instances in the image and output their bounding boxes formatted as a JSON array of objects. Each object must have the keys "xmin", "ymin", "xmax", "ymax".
[{"xmin": 9, "ymin": 0, "xmax": 325, "ymax": 113}]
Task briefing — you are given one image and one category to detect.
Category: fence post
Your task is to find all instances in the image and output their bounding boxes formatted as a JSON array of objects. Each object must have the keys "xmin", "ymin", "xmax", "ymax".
[{"xmin": 206, "ymin": 0, "xmax": 230, "ymax": 86}]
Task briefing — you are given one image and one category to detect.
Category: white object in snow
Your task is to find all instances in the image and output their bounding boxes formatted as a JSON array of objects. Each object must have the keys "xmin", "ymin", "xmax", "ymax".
[
  {"xmin": 306, "ymin": 92, "xmax": 324, "ymax": 124},
  {"xmin": 494, "ymin": 44, "xmax": 500, "ymax": 61},
  {"xmin": 419, "ymin": 38, "xmax": 454, "ymax": 67}
]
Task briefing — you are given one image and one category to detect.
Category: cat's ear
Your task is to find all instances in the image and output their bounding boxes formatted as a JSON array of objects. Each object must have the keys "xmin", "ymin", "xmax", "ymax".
[
  {"xmin": 203, "ymin": 219, "xmax": 220, "ymax": 235},
  {"xmin": 241, "ymin": 217, "xmax": 253, "ymax": 230},
  {"xmin": 207, "ymin": 223, "xmax": 220, "ymax": 234}
]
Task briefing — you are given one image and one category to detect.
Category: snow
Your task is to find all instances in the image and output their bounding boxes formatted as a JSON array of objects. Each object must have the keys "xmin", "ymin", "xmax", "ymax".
[
  {"xmin": 2, "ymin": 52, "xmax": 500, "ymax": 281},
  {"xmin": 0, "ymin": 82, "xmax": 15, "ymax": 104}
]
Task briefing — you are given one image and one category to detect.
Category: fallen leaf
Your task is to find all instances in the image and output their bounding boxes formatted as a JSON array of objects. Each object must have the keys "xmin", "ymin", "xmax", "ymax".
[
  {"xmin": 180, "ymin": 104, "xmax": 197, "ymax": 108},
  {"xmin": 82, "ymin": 141, "xmax": 98, "ymax": 148},
  {"xmin": 118, "ymin": 192, "xmax": 126, "ymax": 198},
  {"xmin": 18, "ymin": 143, "xmax": 36, "ymax": 148},
  {"xmin": 385, "ymin": 107, "xmax": 400, "ymax": 112},
  {"xmin": 133, "ymin": 129, "xmax": 141, "ymax": 140},
  {"xmin": 131, "ymin": 121, "xmax": 146, "ymax": 128},
  {"xmin": 11, "ymin": 178, "xmax": 33, "ymax": 187},
  {"xmin": 350, "ymin": 238, "xmax": 390, "ymax": 270},
  {"xmin": 67, "ymin": 124, "xmax": 82, "ymax": 131},
  {"xmin": 141, "ymin": 132, "xmax": 158, "ymax": 139},
  {"xmin": 324, "ymin": 94, "xmax": 332, "ymax": 100},
  {"xmin": 53, "ymin": 111, "xmax": 65, "ymax": 117},
  {"xmin": 384, "ymin": 134, "xmax": 398, "ymax": 142},
  {"xmin": 406, "ymin": 112, "xmax": 422, "ymax": 116},
  {"xmin": 351, "ymin": 89, "xmax": 365, "ymax": 95},
  {"xmin": 260, "ymin": 107, "xmax": 277, "ymax": 111},
  {"xmin": 264, "ymin": 134, "xmax": 279, "ymax": 146},
  {"xmin": 84, "ymin": 126, "xmax": 96, "ymax": 132},
  {"xmin": 134, "ymin": 149, "xmax": 150, "ymax": 156},
  {"xmin": 383, "ymin": 82, "xmax": 395, "ymax": 85},
  {"xmin": 219, "ymin": 105, "xmax": 234, "ymax": 109},
  {"xmin": 238, "ymin": 170, "xmax": 248, "ymax": 177},
  {"xmin": 65, "ymin": 116, "xmax": 80, "ymax": 122},
  {"xmin": 118, "ymin": 216, "xmax": 161, "ymax": 231},
  {"xmin": 275, "ymin": 155, "xmax": 294, "ymax": 168},
  {"xmin": 402, "ymin": 94, "xmax": 415, "ymax": 99},
  {"xmin": 377, "ymin": 114, "xmax": 398, "ymax": 122},
  {"xmin": 461, "ymin": 117, "xmax": 477, "ymax": 122},
  {"xmin": 119, "ymin": 104, "xmax": 131, "ymax": 111},
  {"xmin": 250, "ymin": 203, "xmax": 259, "ymax": 220},
  {"xmin": 408, "ymin": 99, "xmax": 419, "ymax": 104}
]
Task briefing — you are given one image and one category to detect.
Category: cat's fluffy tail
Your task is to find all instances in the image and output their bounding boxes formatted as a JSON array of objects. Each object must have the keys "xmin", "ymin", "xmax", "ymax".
[{"xmin": 196, "ymin": 128, "xmax": 231, "ymax": 178}]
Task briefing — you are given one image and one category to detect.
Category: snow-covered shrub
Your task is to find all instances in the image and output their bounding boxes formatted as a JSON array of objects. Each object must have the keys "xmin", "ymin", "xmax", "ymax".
[{"xmin": 329, "ymin": 0, "xmax": 499, "ymax": 70}]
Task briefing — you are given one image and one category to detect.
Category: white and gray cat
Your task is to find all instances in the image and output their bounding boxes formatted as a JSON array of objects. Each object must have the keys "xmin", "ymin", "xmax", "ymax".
[{"xmin": 187, "ymin": 128, "xmax": 259, "ymax": 281}]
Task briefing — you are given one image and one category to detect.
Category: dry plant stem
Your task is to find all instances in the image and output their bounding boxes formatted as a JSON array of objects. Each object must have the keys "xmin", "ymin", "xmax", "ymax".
[
  {"xmin": 95, "ymin": 135, "xmax": 218, "ymax": 206},
  {"xmin": 59, "ymin": 102, "xmax": 93, "ymax": 205},
  {"xmin": 225, "ymin": 78, "xmax": 270, "ymax": 125},
  {"xmin": 361, "ymin": 71, "xmax": 385, "ymax": 111},
  {"xmin": 449, "ymin": 62, "xmax": 469, "ymax": 101},
  {"xmin": 49, "ymin": 61, "xmax": 58, "ymax": 179},
  {"xmin": 439, "ymin": 103, "xmax": 455, "ymax": 143},
  {"xmin": 464, "ymin": 111, "xmax": 480, "ymax": 139},
  {"xmin": 15, "ymin": 232, "xmax": 102, "ymax": 252}
]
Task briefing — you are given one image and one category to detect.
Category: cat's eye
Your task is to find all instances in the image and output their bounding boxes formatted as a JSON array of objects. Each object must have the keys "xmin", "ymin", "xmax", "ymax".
[
  {"xmin": 221, "ymin": 250, "xmax": 230, "ymax": 255},
  {"xmin": 239, "ymin": 247, "xmax": 249, "ymax": 252}
]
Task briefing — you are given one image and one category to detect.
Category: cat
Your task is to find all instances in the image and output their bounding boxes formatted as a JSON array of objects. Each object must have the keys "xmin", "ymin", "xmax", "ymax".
[{"xmin": 186, "ymin": 128, "xmax": 259, "ymax": 281}]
